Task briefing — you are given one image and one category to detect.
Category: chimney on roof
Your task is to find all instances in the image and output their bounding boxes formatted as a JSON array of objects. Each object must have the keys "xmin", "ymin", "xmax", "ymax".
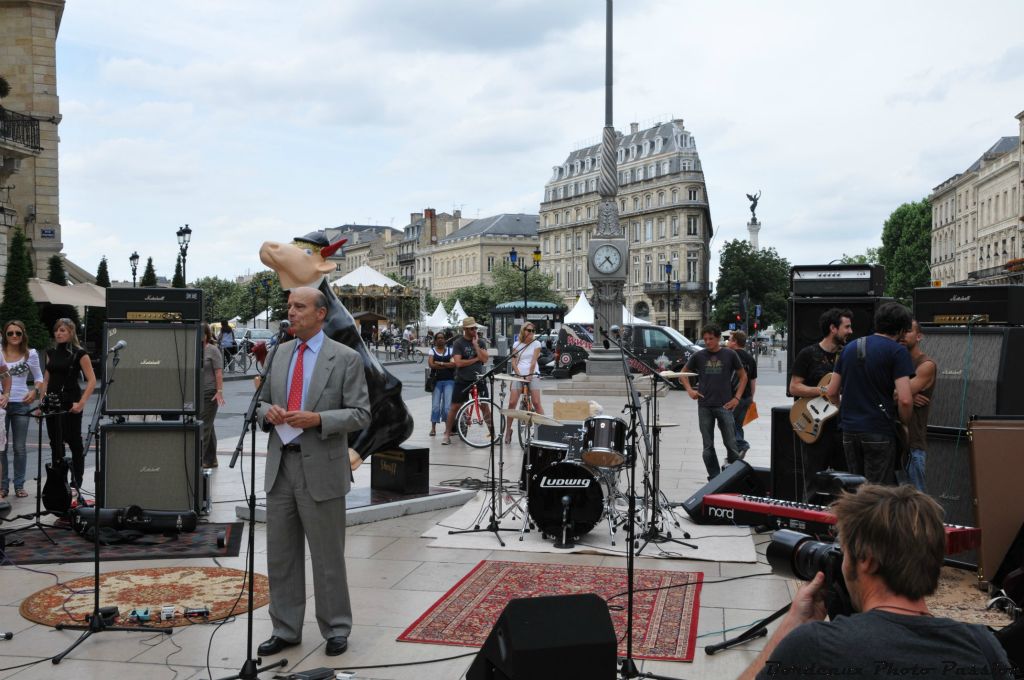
[
  {"xmin": 453, "ymin": 209, "xmax": 461, "ymax": 221},
  {"xmin": 630, "ymin": 122, "xmax": 639, "ymax": 134},
  {"xmin": 410, "ymin": 212, "xmax": 422, "ymax": 224}
]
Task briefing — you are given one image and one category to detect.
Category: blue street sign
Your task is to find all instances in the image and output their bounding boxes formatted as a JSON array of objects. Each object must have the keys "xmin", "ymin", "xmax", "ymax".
[
  {"xmin": 755, "ymin": 304, "xmax": 762, "ymax": 317},
  {"xmin": 728, "ymin": 323, "xmax": 736, "ymax": 330}
]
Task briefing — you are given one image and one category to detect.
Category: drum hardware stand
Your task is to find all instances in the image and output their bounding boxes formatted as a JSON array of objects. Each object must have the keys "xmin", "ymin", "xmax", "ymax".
[
  {"xmin": 221, "ymin": 330, "xmax": 290, "ymax": 680},
  {"xmin": 448, "ymin": 343, "xmax": 528, "ymax": 547},
  {"xmin": 52, "ymin": 344, "xmax": 164, "ymax": 664},
  {"xmin": 4, "ymin": 409, "xmax": 60, "ymax": 545},
  {"xmin": 553, "ymin": 494, "xmax": 574, "ymax": 549},
  {"xmin": 499, "ymin": 409, "xmax": 566, "ymax": 542},
  {"xmin": 598, "ymin": 314, "xmax": 679, "ymax": 680}
]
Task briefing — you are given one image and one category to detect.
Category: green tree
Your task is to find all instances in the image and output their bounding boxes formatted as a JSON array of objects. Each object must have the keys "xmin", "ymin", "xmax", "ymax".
[
  {"xmin": 139, "ymin": 257, "xmax": 157, "ymax": 287},
  {"xmin": 46, "ymin": 254, "xmax": 67, "ymax": 285},
  {"xmin": 490, "ymin": 261, "xmax": 560, "ymax": 305},
  {"xmin": 712, "ymin": 239, "xmax": 791, "ymax": 332},
  {"xmin": 840, "ymin": 247, "xmax": 880, "ymax": 264},
  {"xmin": 171, "ymin": 255, "xmax": 185, "ymax": 288},
  {"xmin": 0, "ymin": 75, "xmax": 10, "ymax": 99},
  {"xmin": 40, "ymin": 254, "xmax": 80, "ymax": 341},
  {"xmin": 879, "ymin": 199, "xmax": 932, "ymax": 303},
  {"xmin": 247, "ymin": 271, "xmax": 286, "ymax": 325},
  {"xmin": 443, "ymin": 286, "xmax": 498, "ymax": 325},
  {"xmin": 86, "ymin": 257, "xmax": 111, "ymax": 355},
  {"xmin": 0, "ymin": 228, "xmax": 48, "ymax": 349},
  {"xmin": 194, "ymin": 276, "xmax": 247, "ymax": 323}
]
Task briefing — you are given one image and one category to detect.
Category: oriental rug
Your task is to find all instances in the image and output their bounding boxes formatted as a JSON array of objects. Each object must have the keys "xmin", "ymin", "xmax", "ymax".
[
  {"xmin": 20, "ymin": 566, "xmax": 270, "ymax": 629},
  {"xmin": 398, "ymin": 559, "xmax": 703, "ymax": 663}
]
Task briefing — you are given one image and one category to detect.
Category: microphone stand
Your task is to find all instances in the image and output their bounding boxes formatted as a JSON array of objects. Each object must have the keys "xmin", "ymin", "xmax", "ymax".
[
  {"xmin": 222, "ymin": 329, "xmax": 290, "ymax": 680},
  {"xmin": 53, "ymin": 345, "xmax": 164, "ymax": 663},
  {"xmin": 448, "ymin": 339, "xmax": 528, "ymax": 547},
  {"xmin": 5, "ymin": 408, "xmax": 58, "ymax": 545},
  {"xmin": 596, "ymin": 318, "xmax": 679, "ymax": 680}
]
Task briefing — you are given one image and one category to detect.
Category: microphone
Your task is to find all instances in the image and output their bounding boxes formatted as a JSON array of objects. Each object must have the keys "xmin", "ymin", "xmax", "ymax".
[{"xmin": 107, "ymin": 340, "xmax": 127, "ymax": 354}]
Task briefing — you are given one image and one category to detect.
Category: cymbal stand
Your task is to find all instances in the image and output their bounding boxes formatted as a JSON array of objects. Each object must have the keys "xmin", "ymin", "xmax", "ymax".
[
  {"xmin": 53, "ymin": 345, "xmax": 162, "ymax": 663},
  {"xmin": 4, "ymin": 409, "xmax": 58, "ymax": 544},
  {"xmin": 448, "ymin": 342, "xmax": 527, "ymax": 547}
]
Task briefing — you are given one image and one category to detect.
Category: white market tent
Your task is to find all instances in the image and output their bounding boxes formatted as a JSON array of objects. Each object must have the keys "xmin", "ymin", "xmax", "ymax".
[
  {"xmin": 332, "ymin": 265, "xmax": 402, "ymax": 288},
  {"xmin": 423, "ymin": 302, "xmax": 450, "ymax": 332},
  {"xmin": 449, "ymin": 300, "xmax": 468, "ymax": 324},
  {"xmin": 559, "ymin": 292, "xmax": 650, "ymax": 326}
]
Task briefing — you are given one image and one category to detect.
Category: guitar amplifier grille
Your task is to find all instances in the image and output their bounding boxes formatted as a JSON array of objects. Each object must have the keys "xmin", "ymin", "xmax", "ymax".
[
  {"xmin": 99, "ymin": 423, "xmax": 201, "ymax": 513},
  {"xmin": 103, "ymin": 323, "xmax": 202, "ymax": 415}
]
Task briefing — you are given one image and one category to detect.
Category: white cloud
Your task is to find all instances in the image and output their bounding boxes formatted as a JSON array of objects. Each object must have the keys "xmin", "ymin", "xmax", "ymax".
[{"xmin": 51, "ymin": 0, "xmax": 1024, "ymax": 284}]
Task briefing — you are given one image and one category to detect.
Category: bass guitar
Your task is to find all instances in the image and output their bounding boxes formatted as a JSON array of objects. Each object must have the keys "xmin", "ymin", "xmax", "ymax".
[
  {"xmin": 790, "ymin": 374, "xmax": 839, "ymax": 444},
  {"xmin": 39, "ymin": 392, "xmax": 74, "ymax": 515}
]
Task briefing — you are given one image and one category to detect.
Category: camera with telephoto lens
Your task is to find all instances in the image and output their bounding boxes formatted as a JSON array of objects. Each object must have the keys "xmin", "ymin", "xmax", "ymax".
[{"xmin": 766, "ymin": 529, "xmax": 854, "ymax": 618}]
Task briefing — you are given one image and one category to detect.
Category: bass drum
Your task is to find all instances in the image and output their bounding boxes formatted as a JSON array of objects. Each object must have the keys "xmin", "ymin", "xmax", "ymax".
[{"xmin": 528, "ymin": 461, "xmax": 605, "ymax": 538}]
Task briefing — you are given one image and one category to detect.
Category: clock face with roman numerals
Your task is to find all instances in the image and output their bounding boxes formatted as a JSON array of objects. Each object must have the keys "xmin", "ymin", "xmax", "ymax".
[{"xmin": 593, "ymin": 244, "xmax": 622, "ymax": 274}]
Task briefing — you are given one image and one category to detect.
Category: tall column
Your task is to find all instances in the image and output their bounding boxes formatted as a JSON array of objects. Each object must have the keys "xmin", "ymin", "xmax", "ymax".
[{"xmin": 747, "ymin": 218, "xmax": 761, "ymax": 250}]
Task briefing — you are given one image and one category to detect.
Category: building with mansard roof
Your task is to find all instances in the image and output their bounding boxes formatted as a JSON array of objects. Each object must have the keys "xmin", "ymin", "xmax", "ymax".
[
  {"xmin": 929, "ymin": 111, "xmax": 1023, "ymax": 286},
  {"xmin": 538, "ymin": 119, "xmax": 713, "ymax": 339}
]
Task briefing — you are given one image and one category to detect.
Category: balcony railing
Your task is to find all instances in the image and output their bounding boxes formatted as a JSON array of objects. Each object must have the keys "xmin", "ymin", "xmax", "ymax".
[
  {"xmin": 968, "ymin": 264, "xmax": 1011, "ymax": 280},
  {"xmin": 0, "ymin": 107, "xmax": 42, "ymax": 151},
  {"xmin": 643, "ymin": 281, "xmax": 710, "ymax": 295},
  {"xmin": 397, "ymin": 252, "xmax": 415, "ymax": 265}
]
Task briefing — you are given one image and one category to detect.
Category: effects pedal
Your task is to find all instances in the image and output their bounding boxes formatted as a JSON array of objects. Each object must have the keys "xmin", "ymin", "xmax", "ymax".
[
  {"xmin": 128, "ymin": 608, "xmax": 151, "ymax": 623},
  {"xmin": 160, "ymin": 605, "xmax": 176, "ymax": 621},
  {"xmin": 184, "ymin": 606, "xmax": 210, "ymax": 619}
]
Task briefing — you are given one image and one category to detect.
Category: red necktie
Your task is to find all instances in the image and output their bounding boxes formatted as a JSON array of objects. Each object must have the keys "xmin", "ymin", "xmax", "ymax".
[{"xmin": 287, "ymin": 342, "xmax": 307, "ymax": 411}]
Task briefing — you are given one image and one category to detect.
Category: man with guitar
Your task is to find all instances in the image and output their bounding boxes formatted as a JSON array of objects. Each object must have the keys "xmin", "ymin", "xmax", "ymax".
[
  {"xmin": 825, "ymin": 302, "xmax": 914, "ymax": 486},
  {"xmin": 900, "ymin": 320, "xmax": 935, "ymax": 492},
  {"xmin": 789, "ymin": 308, "xmax": 852, "ymax": 502}
]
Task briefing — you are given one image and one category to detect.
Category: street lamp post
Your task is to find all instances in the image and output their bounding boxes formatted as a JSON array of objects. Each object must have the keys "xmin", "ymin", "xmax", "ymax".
[
  {"xmin": 129, "ymin": 251, "xmax": 140, "ymax": 288},
  {"xmin": 509, "ymin": 246, "xmax": 542, "ymax": 330},
  {"xmin": 260, "ymin": 278, "xmax": 270, "ymax": 329},
  {"xmin": 663, "ymin": 262, "xmax": 673, "ymax": 330},
  {"xmin": 176, "ymin": 224, "xmax": 192, "ymax": 286},
  {"xmin": 249, "ymin": 281, "xmax": 258, "ymax": 329}
]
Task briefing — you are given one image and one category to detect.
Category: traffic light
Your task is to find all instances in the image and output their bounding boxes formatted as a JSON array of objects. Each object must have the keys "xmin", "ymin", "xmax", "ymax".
[
  {"xmin": 753, "ymin": 320, "xmax": 759, "ymax": 330},
  {"xmin": 734, "ymin": 312, "xmax": 741, "ymax": 323}
]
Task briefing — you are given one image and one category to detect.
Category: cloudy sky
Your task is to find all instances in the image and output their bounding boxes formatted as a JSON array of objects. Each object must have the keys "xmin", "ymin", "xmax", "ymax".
[{"xmin": 55, "ymin": 0, "xmax": 1024, "ymax": 284}]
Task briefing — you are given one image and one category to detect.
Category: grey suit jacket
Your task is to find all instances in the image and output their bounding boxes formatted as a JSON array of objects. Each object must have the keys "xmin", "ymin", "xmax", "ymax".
[{"xmin": 257, "ymin": 334, "xmax": 371, "ymax": 501}]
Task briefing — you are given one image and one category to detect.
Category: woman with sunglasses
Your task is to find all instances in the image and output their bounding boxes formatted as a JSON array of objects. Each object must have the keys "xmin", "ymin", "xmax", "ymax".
[
  {"xmin": 427, "ymin": 332, "xmax": 456, "ymax": 437},
  {"xmin": 38, "ymin": 318, "xmax": 96, "ymax": 495},
  {"xmin": 503, "ymin": 323, "xmax": 544, "ymax": 444},
  {"xmin": 0, "ymin": 322, "xmax": 26, "ymax": 498}
]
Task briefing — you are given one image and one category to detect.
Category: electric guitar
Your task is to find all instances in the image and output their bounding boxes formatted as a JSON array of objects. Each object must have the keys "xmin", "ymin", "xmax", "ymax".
[
  {"xmin": 790, "ymin": 374, "xmax": 839, "ymax": 444},
  {"xmin": 39, "ymin": 392, "xmax": 75, "ymax": 515}
]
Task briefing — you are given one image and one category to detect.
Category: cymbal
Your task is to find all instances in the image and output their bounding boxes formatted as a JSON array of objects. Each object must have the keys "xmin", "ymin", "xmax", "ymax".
[
  {"xmin": 493, "ymin": 373, "xmax": 530, "ymax": 383},
  {"xmin": 498, "ymin": 408, "xmax": 562, "ymax": 427},
  {"xmin": 659, "ymin": 370, "xmax": 697, "ymax": 379}
]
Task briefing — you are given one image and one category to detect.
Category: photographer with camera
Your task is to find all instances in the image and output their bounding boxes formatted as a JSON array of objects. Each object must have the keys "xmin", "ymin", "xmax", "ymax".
[{"xmin": 741, "ymin": 485, "xmax": 1012, "ymax": 679}]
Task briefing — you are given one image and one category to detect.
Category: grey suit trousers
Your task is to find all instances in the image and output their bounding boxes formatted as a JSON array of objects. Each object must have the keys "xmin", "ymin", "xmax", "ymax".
[{"xmin": 266, "ymin": 449, "xmax": 351, "ymax": 642}]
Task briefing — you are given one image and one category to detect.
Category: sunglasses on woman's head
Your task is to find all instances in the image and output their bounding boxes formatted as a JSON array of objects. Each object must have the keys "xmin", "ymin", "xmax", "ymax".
[{"xmin": 6, "ymin": 330, "xmax": 23, "ymax": 337}]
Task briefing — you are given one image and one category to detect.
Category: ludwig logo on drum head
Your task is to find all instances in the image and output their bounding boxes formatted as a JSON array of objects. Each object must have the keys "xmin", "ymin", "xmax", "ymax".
[{"xmin": 540, "ymin": 477, "xmax": 591, "ymax": 488}]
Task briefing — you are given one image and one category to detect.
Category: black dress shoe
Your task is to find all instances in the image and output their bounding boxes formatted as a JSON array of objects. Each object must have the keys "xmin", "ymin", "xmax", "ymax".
[
  {"xmin": 325, "ymin": 636, "xmax": 348, "ymax": 656},
  {"xmin": 258, "ymin": 636, "xmax": 300, "ymax": 656}
]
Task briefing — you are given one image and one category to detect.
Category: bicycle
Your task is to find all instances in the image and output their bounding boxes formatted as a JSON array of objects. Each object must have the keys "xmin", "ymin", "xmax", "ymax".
[
  {"xmin": 223, "ymin": 344, "xmax": 253, "ymax": 373},
  {"xmin": 455, "ymin": 382, "xmax": 504, "ymax": 448},
  {"xmin": 504, "ymin": 379, "xmax": 538, "ymax": 448}
]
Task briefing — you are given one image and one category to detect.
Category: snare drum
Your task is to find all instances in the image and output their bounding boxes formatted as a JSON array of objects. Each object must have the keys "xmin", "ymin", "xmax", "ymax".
[
  {"xmin": 519, "ymin": 440, "xmax": 568, "ymax": 490},
  {"xmin": 527, "ymin": 460, "xmax": 605, "ymax": 538},
  {"xmin": 581, "ymin": 415, "xmax": 627, "ymax": 468}
]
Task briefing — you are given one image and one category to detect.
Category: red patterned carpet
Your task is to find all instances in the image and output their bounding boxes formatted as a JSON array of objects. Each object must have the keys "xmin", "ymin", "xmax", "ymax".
[
  {"xmin": 399, "ymin": 560, "xmax": 703, "ymax": 662},
  {"xmin": 20, "ymin": 566, "xmax": 270, "ymax": 629}
]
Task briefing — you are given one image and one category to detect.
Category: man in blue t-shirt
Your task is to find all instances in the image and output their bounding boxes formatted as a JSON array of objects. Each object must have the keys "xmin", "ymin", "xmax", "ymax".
[{"xmin": 825, "ymin": 302, "xmax": 914, "ymax": 485}]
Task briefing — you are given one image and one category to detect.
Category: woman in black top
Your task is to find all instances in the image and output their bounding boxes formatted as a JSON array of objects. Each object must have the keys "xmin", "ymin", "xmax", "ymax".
[{"xmin": 39, "ymin": 318, "xmax": 96, "ymax": 492}]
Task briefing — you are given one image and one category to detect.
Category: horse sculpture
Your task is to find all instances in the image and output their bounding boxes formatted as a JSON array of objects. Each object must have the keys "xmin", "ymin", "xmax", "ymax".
[{"xmin": 259, "ymin": 232, "xmax": 414, "ymax": 469}]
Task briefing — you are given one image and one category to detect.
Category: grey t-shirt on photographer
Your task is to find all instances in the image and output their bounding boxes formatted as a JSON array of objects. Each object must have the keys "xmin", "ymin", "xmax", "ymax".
[{"xmin": 755, "ymin": 610, "xmax": 1012, "ymax": 679}]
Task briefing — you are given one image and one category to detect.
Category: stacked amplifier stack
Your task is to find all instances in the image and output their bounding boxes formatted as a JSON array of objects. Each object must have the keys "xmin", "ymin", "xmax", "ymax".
[{"xmin": 98, "ymin": 288, "xmax": 205, "ymax": 513}]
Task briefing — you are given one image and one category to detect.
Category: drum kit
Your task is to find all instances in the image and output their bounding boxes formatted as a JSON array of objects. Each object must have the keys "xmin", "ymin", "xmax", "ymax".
[{"xmin": 487, "ymin": 373, "xmax": 694, "ymax": 551}]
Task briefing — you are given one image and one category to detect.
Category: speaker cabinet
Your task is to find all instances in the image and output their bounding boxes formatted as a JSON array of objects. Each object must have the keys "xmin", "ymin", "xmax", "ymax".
[
  {"xmin": 770, "ymin": 406, "xmax": 802, "ymax": 502},
  {"xmin": 103, "ymin": 323, "xmax": 202, "ymax": 415},
  {"xmin": 969, "ymin": 418, "xmax": 1024, "ymax": 583},
  {"xmin": 98, "ymin": 422, "xmax": 202, "ymax": 513},
  {"xmin": 924, "ymin": 426, "xmax": 974, "ymax": 531},
  {"xmin": 466, "ymin": 594, "xmax": 616, "ymax": 680},
  {"xmin": 918, "ymin": 326, "xmax": 1024, "ymax": 429},
  {"xmin": 786, "ymin": 296, "xmax": 892, "ymax": 394}
]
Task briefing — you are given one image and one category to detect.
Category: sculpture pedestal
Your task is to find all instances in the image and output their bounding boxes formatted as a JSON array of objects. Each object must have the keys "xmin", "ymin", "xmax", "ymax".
[{"xmin": 747, "ymin": 219, "xmax": 761, "ymax": 250}]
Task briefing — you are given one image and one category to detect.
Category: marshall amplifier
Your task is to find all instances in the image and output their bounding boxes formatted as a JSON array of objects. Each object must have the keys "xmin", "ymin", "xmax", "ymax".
[
  {"xmin": 791, "ymin": 264, "xmax": 886, "ymax": 297},
  {"xmin": 99, "ymin": 422, "xmax": 202, "ymax": 514},
  {"xmin": 106, "ymin": 287, "xmax": 204, "ymax": 322},
  {"xmin": 103, "ymin": 323, "xmax": 202, "ymax": 415},
  {"xmin": 913, "ymin": 285, "xmax": 1024, "ymax": 326},
  {"xmin": 371, "ymin": 447, "xmax": 429, "ymax": 495}
]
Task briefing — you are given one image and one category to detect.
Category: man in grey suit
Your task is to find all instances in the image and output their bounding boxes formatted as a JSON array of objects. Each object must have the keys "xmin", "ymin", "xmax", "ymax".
[{"xmin": 256, "ymin": 287, "xmax": 371, "ymax": 657}]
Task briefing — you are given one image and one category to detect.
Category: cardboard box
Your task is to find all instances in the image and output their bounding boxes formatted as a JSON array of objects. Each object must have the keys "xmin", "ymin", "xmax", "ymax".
[{"xmin": 553, "ymin": 400, "xmax": 593, "ymax": 421}]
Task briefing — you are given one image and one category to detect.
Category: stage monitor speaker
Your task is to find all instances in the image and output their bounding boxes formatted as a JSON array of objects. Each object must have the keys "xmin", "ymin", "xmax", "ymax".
[
  {"xmin": 103, "ymin": 323, "xmax": 202, "ymax": 415},
  {"xmin": 770, "ymin": 406, "xmax": 802, "ymax": 502},
  {"xmin": 466, "ymin": 593, "xmax": 616, "ymax": 680},
  {"xmin": 786, "ymin": 296, "xmax": 892, "ymax": 395},
  {"xmin": 98, "ymin": 422, "xmax": 202, "ymax": 514},
  {"xmin": 682, "ymin": 460, "xmax": 762, "ymax": 523},
  {"xmin": 918, "ymin": 326, "xmax": 1024, "ymax": 429},
  {"xmin": 924, "ymin": 426, "xmax": 974, "ymax": 531},
  {"xmin": 969, "ymin": 418, "xmax": 1024, "ymax": 584}
]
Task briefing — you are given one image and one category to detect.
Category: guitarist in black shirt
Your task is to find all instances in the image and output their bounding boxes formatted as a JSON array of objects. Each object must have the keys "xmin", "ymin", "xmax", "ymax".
[{"xmin": 788, "ymin": 308, "xmax": 852, "ymax": 502}]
